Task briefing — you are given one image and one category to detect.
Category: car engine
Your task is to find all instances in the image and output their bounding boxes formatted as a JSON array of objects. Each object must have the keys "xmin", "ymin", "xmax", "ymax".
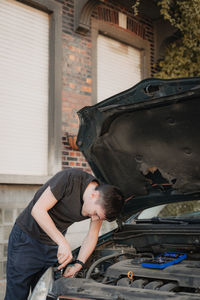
[
  {"xmin": 103, "ymin": 255, "xmax": 200, "ymax": 293},
  {"xmin": 48, "ymin": 245, "xmax": 200, "ymax": 300}
]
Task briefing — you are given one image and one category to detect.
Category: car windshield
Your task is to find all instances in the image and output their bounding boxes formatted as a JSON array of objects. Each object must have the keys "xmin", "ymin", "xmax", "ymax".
[{"xmin": 137, "ymin": 199, "xmax": 200, "ymax": 220}]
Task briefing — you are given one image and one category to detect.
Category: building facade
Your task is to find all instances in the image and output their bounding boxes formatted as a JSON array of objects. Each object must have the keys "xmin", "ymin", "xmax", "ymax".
[{"xmin": 0, "ymin": 0, "xmax": 174, "ymax": 284}]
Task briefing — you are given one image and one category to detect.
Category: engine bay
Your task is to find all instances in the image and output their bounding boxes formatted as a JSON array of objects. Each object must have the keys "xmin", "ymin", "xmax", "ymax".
[
  {"xmin": 49, "ymin": 247, "xmax": 200, "ymax": 299},
  {"xmin": 48, "ymin": 224, "xmax": 200, "ymax": 300}
]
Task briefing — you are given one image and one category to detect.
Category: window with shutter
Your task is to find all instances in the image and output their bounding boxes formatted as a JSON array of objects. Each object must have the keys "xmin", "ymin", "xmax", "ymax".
[
  {"xmin": 97, "ymin": 34, "xmax": 142, "ymax": 102},
  {"xmin": 0, "ymin": 0, "xmax": 62, "ymax": 182}
]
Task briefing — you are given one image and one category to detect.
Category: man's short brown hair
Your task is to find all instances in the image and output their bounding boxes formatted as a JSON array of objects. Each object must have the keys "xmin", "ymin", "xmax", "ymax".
[{"xmin": 95, "ymin": 184, "xmax": 124, "ymax": 221}]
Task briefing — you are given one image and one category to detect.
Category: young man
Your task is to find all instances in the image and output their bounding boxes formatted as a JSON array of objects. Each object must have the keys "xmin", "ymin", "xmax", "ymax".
[{"xmin": 5, "ymin": 168, "xmax": 124, "ymax": 300}]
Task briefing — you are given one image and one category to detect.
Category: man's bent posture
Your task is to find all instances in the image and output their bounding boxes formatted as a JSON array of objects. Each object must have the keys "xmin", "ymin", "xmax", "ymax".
[{"xmin": 5, "ymin": 168, "xmax": 124, "ymax": 300}]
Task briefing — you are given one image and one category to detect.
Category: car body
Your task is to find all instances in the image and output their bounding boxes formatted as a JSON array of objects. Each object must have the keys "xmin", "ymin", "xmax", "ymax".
[{"xmin": 31, "ymin": 77, "xmax": 200, "ymax": 300}]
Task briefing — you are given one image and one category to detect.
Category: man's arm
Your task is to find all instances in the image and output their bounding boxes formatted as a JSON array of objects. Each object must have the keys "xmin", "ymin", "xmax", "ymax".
[
  {"xmin": 31, "ymin": 186, "xmax": 73, "ymax": 269},
  {"xmin": 64, "ymin": 219, "xmax": 102, "ymax": 277}
]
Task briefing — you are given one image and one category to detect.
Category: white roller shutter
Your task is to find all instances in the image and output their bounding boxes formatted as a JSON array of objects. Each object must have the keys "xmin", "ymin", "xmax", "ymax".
[
  {"xmin": 0, "ymin": 0, "xmax": 49, "ymax": 176},
  {"xmin": 97, "ymin": 34, "xmax": 142, "ymax": 102}
]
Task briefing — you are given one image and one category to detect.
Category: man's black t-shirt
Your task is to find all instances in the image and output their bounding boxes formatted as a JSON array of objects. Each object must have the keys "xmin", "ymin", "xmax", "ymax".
[{"xmin": 16, "ymin": 168, "xmax": 97, "ymax": 245}]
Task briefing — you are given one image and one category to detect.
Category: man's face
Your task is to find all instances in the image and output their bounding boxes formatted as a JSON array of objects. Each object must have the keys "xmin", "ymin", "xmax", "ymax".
[
  {"xmin": 82, "ymin": 191, "xmax": 106, "ymax": 221},
  {"xmin": 87, "ymin": 201, "xmax": 106, "ymax": 221}
]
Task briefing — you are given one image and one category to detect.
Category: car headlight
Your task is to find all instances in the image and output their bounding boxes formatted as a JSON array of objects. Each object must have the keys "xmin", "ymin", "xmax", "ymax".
[{"xmin": 29, "ymin": 268, "xmax": 53, "ymax": 300}]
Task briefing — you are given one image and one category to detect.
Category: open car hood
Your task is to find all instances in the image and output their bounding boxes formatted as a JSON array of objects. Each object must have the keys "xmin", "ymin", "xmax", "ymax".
[{"xmin": 77, "ymin": 77, "xmax": 200, "ymax": 219}]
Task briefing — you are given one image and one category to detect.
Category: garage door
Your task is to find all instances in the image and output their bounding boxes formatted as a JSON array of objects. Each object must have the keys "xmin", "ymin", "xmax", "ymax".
[{"xmin": 97, "ymin": 34, "xmax": 142, "ymax": 102}]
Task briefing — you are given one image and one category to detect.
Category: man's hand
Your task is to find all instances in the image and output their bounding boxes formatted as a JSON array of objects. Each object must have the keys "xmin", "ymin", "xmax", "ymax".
[
  {"xmin": 63, "ymin": 264, "xmax": 82, "ymax": 277},
  {"xmin": 63, "ymin": 220, "xmax": 102, "ymax": 277},
  {"xmin": 57, "ymin": 240, "xmax": 73, "ymax": 270}
]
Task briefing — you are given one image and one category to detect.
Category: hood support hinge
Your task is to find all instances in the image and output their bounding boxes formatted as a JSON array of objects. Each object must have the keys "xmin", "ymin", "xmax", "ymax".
[{"xmin": 116, "ymin": 218, "xmax": 123, "ymax": 230}]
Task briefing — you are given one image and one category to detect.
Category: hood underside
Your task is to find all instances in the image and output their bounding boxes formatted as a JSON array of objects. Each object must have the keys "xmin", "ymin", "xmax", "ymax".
[{"xmin": 77, "ymin": 77, "xmax": 200, "ymax": 215}]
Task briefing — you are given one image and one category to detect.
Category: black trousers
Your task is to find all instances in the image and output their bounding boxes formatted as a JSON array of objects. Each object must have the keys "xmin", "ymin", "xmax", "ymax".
[{"xmin": 4, "ymin": 223, "xmax": 58, "ymax": 300}]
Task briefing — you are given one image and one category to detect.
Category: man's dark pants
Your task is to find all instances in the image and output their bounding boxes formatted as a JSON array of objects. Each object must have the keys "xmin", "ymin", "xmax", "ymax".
[{"xmin": 4, "ymin": 223, "xmax": 58, "ymax": 300}]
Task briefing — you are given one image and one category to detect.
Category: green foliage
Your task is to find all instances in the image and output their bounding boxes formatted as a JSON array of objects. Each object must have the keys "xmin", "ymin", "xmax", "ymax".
[{"xmin": 155, "ymin": 0, "xmax": 200, "ymax": 78}]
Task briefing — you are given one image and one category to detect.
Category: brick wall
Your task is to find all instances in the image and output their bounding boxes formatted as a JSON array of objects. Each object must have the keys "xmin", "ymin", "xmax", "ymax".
[
  {"xmin": 62, "ymin": 132, "xmax": 91, "ymax": 173},
  {"xmin": 0, "ymin": 185, "xmax": 39, "ymax": 281},
  {"xmin": 60, "ymin": 0, "xmax": 92, "ymax": 171},
  {"xmin": 0, "ymin": 206, "xmax": 23, "ymax": 278},
  {"xmin": 59, "ymin": 0, "xmax": 155, "ymax": 172}
]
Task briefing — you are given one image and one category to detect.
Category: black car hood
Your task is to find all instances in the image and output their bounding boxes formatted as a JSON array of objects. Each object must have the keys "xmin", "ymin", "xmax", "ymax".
[{"xmin": 77, "ymin": 77, "xmax": 200, "ymax": 219}]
